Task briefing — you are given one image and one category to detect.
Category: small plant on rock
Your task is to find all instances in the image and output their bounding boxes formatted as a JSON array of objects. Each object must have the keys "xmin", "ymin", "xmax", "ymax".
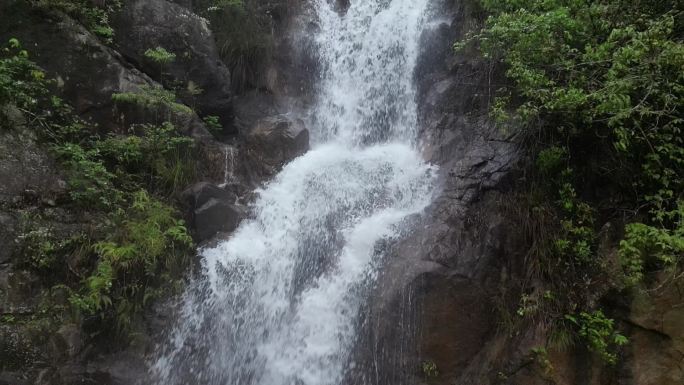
[
  {"xmin": 111, "ymin": 85, "xmax": 193, "ymax": 121},
  {"xmin": 32, "ymin": 0, "xmax": 121, "ymax": 43},
  {"xmin": 0, "ymin": 38, "xmax": 48, "ymax": 127},
  {"xmin": 203, "ymin": 115, "xmax": 223, "ymax": 135},
  {"xmin": 421, "ymin": 360, "xmax": 439, "ymax": 378},
  {"xmin": 144, "ymin": 46, "xmax": 176, "ymax": 83}
]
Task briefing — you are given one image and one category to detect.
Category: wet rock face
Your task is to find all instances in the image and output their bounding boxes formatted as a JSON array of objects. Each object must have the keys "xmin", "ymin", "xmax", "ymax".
[
  {"xmin": 627, "ymin": 283, "xmax": 684, "ymax": 385},
  {"xmin": 354, "ymin": 0, "xmax": 520, "ymax": 383},
  {"xmin": 114, "ymin": 0, "xmax": 235, "ymax": 132},
  {"xmin": 0, "ymin": 124, "xmax": 66, "ymax": 205},
  {"xmin": 0, "ymin": 120, "xmax": 67, "ymax": 274},
  {"xmin": 233, "ymin": 91, "xmax": 284, "ymax": 130}
]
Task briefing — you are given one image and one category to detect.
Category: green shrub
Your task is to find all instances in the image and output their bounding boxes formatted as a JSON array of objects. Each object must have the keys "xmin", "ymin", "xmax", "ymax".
[
  {"xmin": 457, "ymin": 0, "xmax": 683, "ymax": 232},
  {"xmin": 536, "ymin": 146, "xmax": 567, "ymax": 175},
  {"xmin": 97, "ymin": 122, "xmax": 196, "ymax": 194},
  {"xmin": 619, "ymin": 208, "xmax": 684, "ymax": 287},
  {"xmin": 565, "ymin": 310, "xmax": 628, "ymax": 364},
  {"xmin": 421, "ymin": 360, "xmax": 439, "ymax": 378},
  {"xmin": 138, "ymin": 122, "xmax": 196, "ymax": 194},
  {"xmin": 144, "ymin": 47, "xmax": 176, "ymax": 83},
  {"xmin": 17, "ymin": 226, "xmax": 60, "ymax": 270},
  {"xmin": 1, "ymin": 42, "xmax": 196, "ymax": 339},
  {"xmin": 530, "ymin": 346, "xmax": 553, "ymax": 375},
  {"xmin": 459, "ymin": 0, "xmax": 682, "ymax": 363},
  {"xmin": 144, "ymin": 47, "xmax": 176, "ymax": 66},
  {"xmin": 95, "ymin": 135, "xmax": 144, "ymax": 167},
  {"xmin": 69, "ymin": 190, "xmax": 192, "ymax": 333},
  {"xmin": 112, "ymin": 85, "xmax": 193, "ymax": 117},
  {"xmin": 203, "ymin": 115, "xmax": 223, "ymax": 134},
  {"xmin": 54, "ymin": 142, "xmax": 122, "ymax": 209},
  {"xmin": 0, "ymin": 39, "xmax": 48, "ymax": 126},
  {"xmin": 31, "ymin": 0, "xmax": 121, "ymax": 42}
]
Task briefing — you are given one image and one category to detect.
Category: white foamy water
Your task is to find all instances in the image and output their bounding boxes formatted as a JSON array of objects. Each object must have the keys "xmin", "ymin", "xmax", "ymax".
[{"xmin": 151, "ymin": 0, "xmax": 435, "ymax": 384}]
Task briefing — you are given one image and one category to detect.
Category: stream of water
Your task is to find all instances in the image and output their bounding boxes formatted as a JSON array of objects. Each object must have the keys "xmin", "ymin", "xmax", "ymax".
[{"xmin": 151, "ymin": 0, "xmax": 435, "ymax": 383}]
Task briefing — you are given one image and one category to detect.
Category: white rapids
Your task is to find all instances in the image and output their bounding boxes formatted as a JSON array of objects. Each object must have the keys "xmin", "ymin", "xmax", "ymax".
[{"xmin": 151, "ymin": 0, "xmax": 436, "ymax": 384}]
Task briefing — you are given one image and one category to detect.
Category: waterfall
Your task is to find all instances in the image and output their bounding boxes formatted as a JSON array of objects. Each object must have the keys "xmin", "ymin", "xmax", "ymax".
[
  {"xmin": 151, "ymin": 0, "xmax": 435, "ymax": 384},
  {"xmin": 219, "ymin": 144, "xmax": 236, "ymax": 188}
]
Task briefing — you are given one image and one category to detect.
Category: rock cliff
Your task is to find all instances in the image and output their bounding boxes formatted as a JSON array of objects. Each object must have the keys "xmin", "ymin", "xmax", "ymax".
[{"xmin": 0, "ymin": 1, "xmax": 681, "ymax": 385}]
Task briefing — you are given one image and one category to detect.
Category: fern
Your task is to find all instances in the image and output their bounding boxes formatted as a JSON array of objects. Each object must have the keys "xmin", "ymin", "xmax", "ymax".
[{"xmin": 112, "ymin": 85, "xmax": 193, "ymax": 116}]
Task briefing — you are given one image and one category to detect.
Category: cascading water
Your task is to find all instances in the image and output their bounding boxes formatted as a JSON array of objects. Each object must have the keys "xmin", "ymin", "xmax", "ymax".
[
  {"xmin": 151, "ymin": 0, "xmax": 435, "ymax": 384},
  {"xmin": 219, "ymin": 144, "xmax": 237, "ymax": 188}
]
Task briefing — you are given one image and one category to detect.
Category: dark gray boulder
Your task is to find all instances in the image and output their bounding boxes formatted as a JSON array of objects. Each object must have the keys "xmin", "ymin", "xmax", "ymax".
[
  {"xmin": 194, "ymin": 198, "xmax": 243, "ymax": 241},
  {"xmin": 244, "ymin": 115, "xmax": 309, "ymax": 179},
  {"xmin": 182, "ymin": 182, "xmax": 244, "ymax": 241},
  {"xmin": 0, "ymin": 1, "xmax": 213, "ymax": 140},
  {"xmin": 182, "ymin": 181, "xmax": 237, "ymax": 209},
  {"xmin": 51, "ymin": 324, "xmax": 84, "ymax": 360},
  {"xmin": 114, "ymin": 0, "xmax": 235, "ymax": 132}
]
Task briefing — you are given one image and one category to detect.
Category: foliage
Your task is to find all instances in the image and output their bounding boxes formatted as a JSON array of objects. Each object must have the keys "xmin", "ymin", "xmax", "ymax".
[
  {"xmin": 460, "ymin": 0, "xmax": 682, "ymax": 364},
  {"xmin": 421, "ymin": 360, "xmax": 439, "ymax": 378},
  {"xmin": 0, "ymin": 42, "xmax": 196, "ymax": 338},
  {"xmin": 619, "ymin": 207, "xmax": 684, "ymax": 287},
  {"xmin": 31, "ymin": 0, "xmax": 121, "ymax": 42},
  {"xmin": 95, "ymin": 122, "xmax": 196, "ymax": 195},
  {"xmin": 144, "ymin": 47, "xmax": 176, "ymax": 66},
  {"xmin": 548, "ymin": 323, "xmax": 574, "ymax": 351},
  {"xmin": 54, "ymin": 142, "xmax": 122, "ymax": 209},
  {"xmin": 112, "ymin": 85, "xmax": 193, "ymax": 117},
  {"xmin": 16, "ymin": 221, "xmax": 86, "ymax": 280},
  {"xmin": 186, "ymin": 81, "xmax": 203, "ymax": 97},
  {"xmin": 140, "ymin": 123, "xmax": 196, "ymax": 193},
  {"xmin": 0, "ymin": 39, "xmax": 48, "ymax": 127},
  {"xmin": 203, "ymin": 114, "xmax": 223, "ymax": 134},
  {"xmin": 458, "ymin": 0, "xmax": 683, "ymax": 236},
  {"xmin": 17, "ymin": 225, "xmax": 61, "ymax": 271},
  {"xmin": 69, "ymin": 191, "xmax": 192, "ymax": 333},
  {"xmin": 530, "ymin": 346, "xmax": 554, "ymax": 375},
  {"xmin": 535, "ymin": 146, "xmax": 567, "ymax": 175},
  {"xmin": 50, "ymin": 120, "xmax": 195, "ymax": 208},
  {"xmin": 565, "ymin": 310, "xmax": 628, "ymax": 364},
  {"xmin": 52, "ymin": 119, "xmax": 195, "ymax": 334},
  {"xmin": 144, "ymin": 47, "xmax": 176, "ymax": 84},
  {"xmin": 516, "ymin": 293, "xmax": 537, "ymax": 317},
  {"xmin": 50, "ymin": 120, "xmax": 195, "ymax": 334}
]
